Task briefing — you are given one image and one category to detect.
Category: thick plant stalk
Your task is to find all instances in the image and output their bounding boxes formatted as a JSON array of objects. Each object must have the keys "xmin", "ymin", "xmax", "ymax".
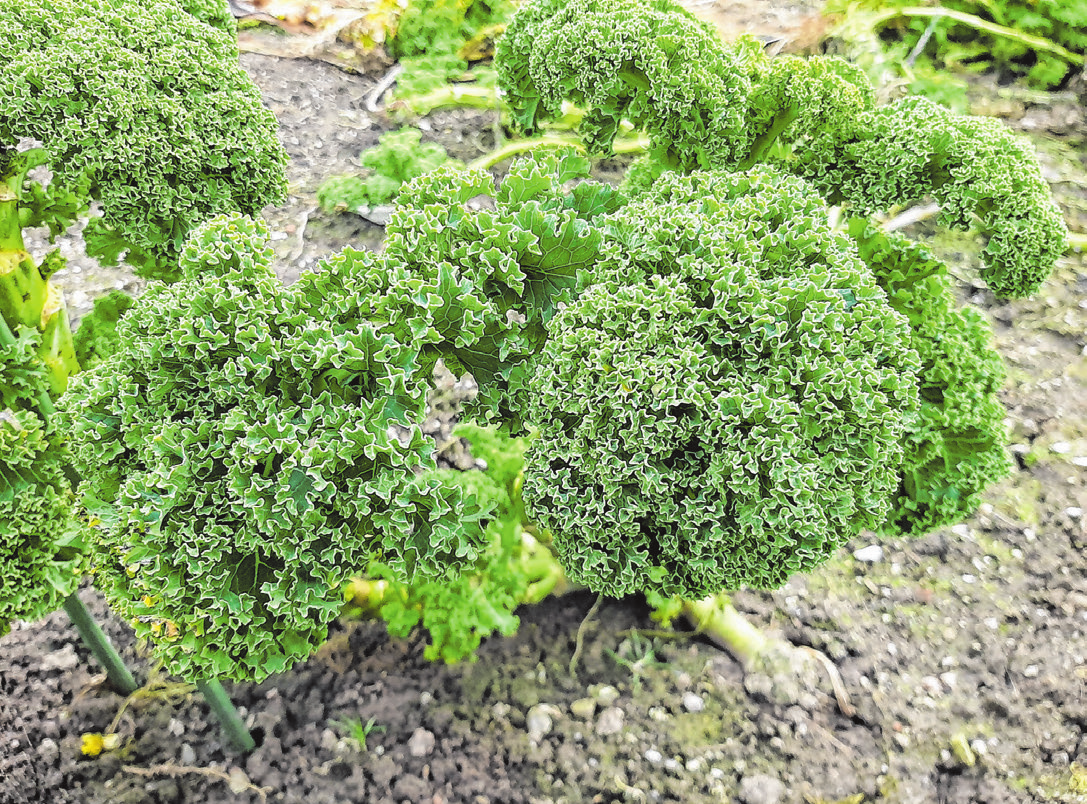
[
  {"xmin": 681, "ymin": 594, "xmax": 770, "ymax": 667},
  {"xmin": 195, "ymin": 679, "xmax": 256, "ymax": 753},
  {"xmin": 61, "ymin": 593, "xmax": 138, "ymax": 695}
]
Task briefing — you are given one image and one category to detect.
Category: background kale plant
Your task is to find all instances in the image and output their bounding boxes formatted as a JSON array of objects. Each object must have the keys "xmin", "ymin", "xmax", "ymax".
[{"xmin": 317, "ymin": 128, "xmax": 460, "ymax": 215}]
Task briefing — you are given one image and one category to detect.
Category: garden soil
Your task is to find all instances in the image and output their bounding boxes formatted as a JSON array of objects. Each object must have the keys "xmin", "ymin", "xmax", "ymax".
[{"xmin": 3, "ymin": 7, "xmax": 1087, "ymax": 803}]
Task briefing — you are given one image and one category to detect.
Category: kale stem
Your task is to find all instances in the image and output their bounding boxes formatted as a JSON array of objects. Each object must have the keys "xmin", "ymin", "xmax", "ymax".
[
  {"xmin": 739, "ymin": 105, "xmax": 800, "ymax": 171},
  {"xmin": 195, "ymin": 678, "xmax": 256, "ymax": 753},
  {"xmin": 681, "ymin": 594, "xmax": 769, "ymax": 667},
  {"xmin": 62, "ymin": 592, "xmax": 139, "ymax": 695}
]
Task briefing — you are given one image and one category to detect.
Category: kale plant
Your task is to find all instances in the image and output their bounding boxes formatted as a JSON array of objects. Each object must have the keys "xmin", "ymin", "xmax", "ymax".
[
  {"xmin": 1, "ymin": 0, "xmax": 285, "ymax": 653},
  {"xmin": 317, "ymin": 128, "xmax": 459, "ymax": 214},
  {"xmin": 57, "ymin": 0, "xmax": 1067, "ymax": 678},
  {"xmin": 0, "ymin": 0, "xmax": 288, "ymax": 281},
  {"xmin": 59, "ymin": 215, "xmax": 495, "ymax": 681}
]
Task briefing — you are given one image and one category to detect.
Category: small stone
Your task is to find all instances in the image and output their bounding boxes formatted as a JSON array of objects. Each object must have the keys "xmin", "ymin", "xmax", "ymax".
[
  {"xmin": 41, "ymin": 645, "xmax": 79, "ymax": 672},
  {"xmin": 407, "ymin": 728, "xmax": 435, "ymax": 757},
  {"xmin": 1051, "ymin": 441, "xmax": 1072, "ymax": 454},
  {"xmin": 570, "ymin": 698, "xmax": 596, "ymax": 720},
  {"xmin": 179, "ymin": 744, "xmax": 196, "ymax": 765},
  {"xmin": 37, "ymin": 738, "xmax": 59, "ymax": 767},
  {"xmin": 853, "ymin": 545, "xmax": 884, "ymax": 563},
  {"xmin": 595, "ymin": 706, "xmax": 625, "ymax": 736},
  {"xmin": 1023, "ymin": 665, "xmax": 1040, "ymax": 678},
  {"xmin": 738, "ymin": 773, "xmax": 786, "ymax": 804},
  {"xmin": 920, "ymin": 676, "xmax": 943, "ymax": 696},
  {"xmin": 526, "ymin": 705, "xmax": 557, "ymax": 741},
  {"xmin": 682, "ymin": 692, "xmax": 705, "ymax": 713},
  {"xmin": 1066, "ymin": 507, "xmax": 1084, "ymax": 518},
  {"xmin": 743, "ymin": 673, "xmax": 775, "ymax": 703},
  {"xmin": 939, "ymin": 671, "xmax": 958, "ymax": 690},
  {"xmin": 644, "ymin": 748, "xmax": 663, "ymax": 763},
  {"xmin": 167, "ymin": 718, "xmax": 184, "ymax": 737},
  {"xmin": 591, "ymin": 685, "xmax": 620, "ymax": 706},
  {"xmin": 320, "ymin": 728, "xmax": 338, "ymax": 751}
]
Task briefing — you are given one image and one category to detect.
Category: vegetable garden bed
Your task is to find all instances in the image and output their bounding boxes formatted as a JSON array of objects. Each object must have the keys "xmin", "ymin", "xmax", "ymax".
[{"xmin": 3, "ymin": 2, "xmax": 1087, "ymax": 803}]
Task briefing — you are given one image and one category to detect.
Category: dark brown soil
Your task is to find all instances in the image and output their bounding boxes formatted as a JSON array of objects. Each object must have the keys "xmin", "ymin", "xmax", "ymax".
[{"xmin": 4, "ymin": 10, "xmax": 1087, "ymax": 804}]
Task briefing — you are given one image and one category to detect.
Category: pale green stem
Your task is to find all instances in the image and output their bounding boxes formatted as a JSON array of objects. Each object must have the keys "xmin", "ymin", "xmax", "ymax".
[
  {"xmin": 681, "ymin": 594, "xmax": 769, "ymax": 667},
  {"xmin": 468, "ymin": 134, "xmax": 649, "ymax": 170},
  {"xmin": 390, "ymin": 84, "xmax": 501, "ymax": 117}
]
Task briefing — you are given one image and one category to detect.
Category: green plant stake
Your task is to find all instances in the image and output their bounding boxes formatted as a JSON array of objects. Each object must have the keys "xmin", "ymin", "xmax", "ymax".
[
  {"xmin": 195, "ymin": 679, "xmax": 256, "ymax": 753},
  {"xmin": 61, "ymin": 593, "xmax": 138, "ymax": 695}
]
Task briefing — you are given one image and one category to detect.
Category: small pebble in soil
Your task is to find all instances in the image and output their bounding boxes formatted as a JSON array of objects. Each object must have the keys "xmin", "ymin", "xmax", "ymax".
[
  {"xmin": 407, "ymin": 728, "xmax": 435, "ymax": 757},
  {"xmin": 526, "ymin": 704, "xmax": 559, "ymax": 741},
  {"xmin": 595, "ymin": 706, "xmax": 625, "ymax": 736},
  {"xmin": 852, "ymin": 545, "xmax": 884, "ymax": 563},
  {"xmin": 682, "ymin": 692, "xmax": 705, "ymax": 712},
  {"xmin": 570, "ymin": 698, "xmax": 596, "ymax": 719},
  {"xmin": 590, "ymin": 684, "xmax": 620, "ymax": 706},
  {"xmin": 41, "ymin": 645, "xmax": 79, "ymax": 672},
  {"xmin": 38, "ymin": 737, "xmax": 59, "ymax": 767},
  {"xmin": 179, "ymin": 744, "xmax": 196, "ymax": 765},
  {"xmin": 648, "ymin": 706, "xmax": 670, "ymax": 722},
  {"xmin": 645, "ymin": 748, "xmax": 663, "ymax": 763},
  {"xmin": 738, "ymin": 773, "xmax": 786, "ymax": 804},
  {"xmin": 920, "ymin": 676, "xmax": 943, "ymax": 696}
]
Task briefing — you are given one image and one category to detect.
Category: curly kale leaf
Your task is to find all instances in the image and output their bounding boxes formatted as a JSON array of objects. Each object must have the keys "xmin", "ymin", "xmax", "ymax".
[
  {"xmin": 391, "ymin": 0, "xmax": 513, "ymax": 59},
  {"xmin": 58, "ymin": 215, "xmax": 493, "ymax": 682},
  {"xmin": 0, "ymin": 0, "xmax": 287, "ymax": 280},
  {"xmin": 72, "ymin": 290, "xmax": 135, "ymax": 370},
  {"xmin": 178, "ymin": 0, "xmax": 236, "ymax": 32},
  {"xmin": 513, "ymin": 169, "xmax": 920, "ymax": 598},
  {"xmin": 0, "ymin": 407, "xmax": 84, "ymax": 635},
  {"xmin": 368, "ymin": 424, "xmax": 538, "ymax": 663},
  {"xmin": 376, "ymin": 152, "xmax": 620, "ymax": 420},
  {"xmin": 792, "ymin": 95, "xmax": 1067, "ymax": 298},
  {"xmin": 850, "ymin": 222, "xmax": 1012, "ymax": 536},
  {"xmin": 496, "ymin": 0, "xmax": 873, "ymax": 172}
]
